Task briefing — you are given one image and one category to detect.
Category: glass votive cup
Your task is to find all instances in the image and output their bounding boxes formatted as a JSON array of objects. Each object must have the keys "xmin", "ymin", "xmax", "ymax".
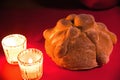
[
  {"xmin": 1, "ymin": 34, "xmax": 27, "ymax": 64},
  {"xmin": 17, "ymin": 48, "xmax": 43, "ymax": 80}
]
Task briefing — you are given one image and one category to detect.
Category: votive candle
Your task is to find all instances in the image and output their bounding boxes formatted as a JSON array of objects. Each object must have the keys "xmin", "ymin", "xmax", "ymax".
[
  {"xmin": 17, "ymin": 48, "xmax": 43, "ymax": 80},
  {"xmin": 1, "ymin": 34, "xmax": 26, "ymax": 64}
]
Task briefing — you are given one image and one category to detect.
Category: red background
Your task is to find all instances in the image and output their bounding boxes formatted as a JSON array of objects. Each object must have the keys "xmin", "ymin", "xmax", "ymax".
[{"xmin": 0, "ymin": 1, "xmax": 120, "ymax": 80}]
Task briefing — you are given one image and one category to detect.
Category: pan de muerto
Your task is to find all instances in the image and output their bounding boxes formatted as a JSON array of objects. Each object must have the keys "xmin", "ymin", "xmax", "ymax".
[{"xmin": 43, "ymin": 14, "xmax": 117, "ymax": 70}]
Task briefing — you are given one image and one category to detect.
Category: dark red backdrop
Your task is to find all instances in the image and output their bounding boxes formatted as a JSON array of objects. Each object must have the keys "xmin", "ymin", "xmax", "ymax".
[{"xmin": 0, "ymin": 6, "xmax": 120, "ymax": 80}]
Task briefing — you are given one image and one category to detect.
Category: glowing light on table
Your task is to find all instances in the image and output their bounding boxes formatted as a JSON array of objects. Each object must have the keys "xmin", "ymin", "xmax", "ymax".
[
  {"xmin": 17, "ymin": 48, "xmax": 43, "ymax": 80},
  {"xmin": 1, "ymin": 34, "xmax": 26, "ymax": 64}
]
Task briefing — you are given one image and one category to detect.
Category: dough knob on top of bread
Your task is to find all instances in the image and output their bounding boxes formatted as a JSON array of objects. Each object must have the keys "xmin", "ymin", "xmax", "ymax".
[{"xmin": 43, "ymin": 14, "xmax": 117, "ymax": 70}]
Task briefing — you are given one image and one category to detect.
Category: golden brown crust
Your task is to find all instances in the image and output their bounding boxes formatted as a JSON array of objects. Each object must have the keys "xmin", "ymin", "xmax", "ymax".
[{"xmin": 43, "ymin": 14, "xmax": 117, "ymax": 70}]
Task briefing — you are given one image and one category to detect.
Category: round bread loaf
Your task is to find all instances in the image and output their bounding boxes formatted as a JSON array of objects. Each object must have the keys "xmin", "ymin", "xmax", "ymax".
[{"xmin": 43, "ymin": 14, "xmax": 117, "ymax": 70}]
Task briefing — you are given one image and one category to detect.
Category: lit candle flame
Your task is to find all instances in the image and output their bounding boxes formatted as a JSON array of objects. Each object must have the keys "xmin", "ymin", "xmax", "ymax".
[{"xmin": 28, "ymin": 58, "xmax": 33, "ymax": 64}]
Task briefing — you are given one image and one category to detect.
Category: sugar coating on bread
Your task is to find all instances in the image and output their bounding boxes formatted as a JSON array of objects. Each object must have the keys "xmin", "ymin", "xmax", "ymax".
[{"xmin": 43, "ymin": 14, "xmax": 117, "ymax": 70}]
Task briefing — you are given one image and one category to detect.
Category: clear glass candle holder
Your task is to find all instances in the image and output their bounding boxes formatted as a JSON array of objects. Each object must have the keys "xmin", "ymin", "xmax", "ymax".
[
  {"xmin": 1, "ymin": 34, "xmax": 27, "ymax": 64},
  {"xmin": 17, "ymin": 48, "xmax": 43, "ymax": 80}
]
